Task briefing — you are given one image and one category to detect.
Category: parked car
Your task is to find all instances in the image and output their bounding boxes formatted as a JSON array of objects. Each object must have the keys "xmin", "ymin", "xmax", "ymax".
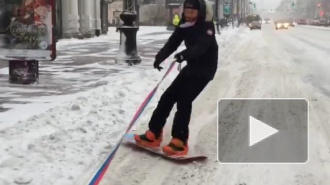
[
  {"xmin": 309, "ymin": 19, "xmax": 320, "ymax": 26},
  {"xmin": 297, "ymin": 19, "xmax": 307, "ymax": 25},
  {"xmin": 319, "ymin": 19, "xmax": 330, "ymax": 27}
]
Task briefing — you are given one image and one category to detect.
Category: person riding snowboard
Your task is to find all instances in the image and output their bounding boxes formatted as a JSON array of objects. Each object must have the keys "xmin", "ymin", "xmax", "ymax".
[{"xmin": 134, "ymin": 0, "xmax": 218, "ymax": 156}]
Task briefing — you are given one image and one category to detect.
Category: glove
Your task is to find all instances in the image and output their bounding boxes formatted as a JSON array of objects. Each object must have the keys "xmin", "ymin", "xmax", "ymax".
[
  {"xmin": 153, "ymin": 59, "xmax": 163, "ymax": 71},
  {"xmin": 174, "ymin": 53, "xmax": 185, "ymax": 63}
]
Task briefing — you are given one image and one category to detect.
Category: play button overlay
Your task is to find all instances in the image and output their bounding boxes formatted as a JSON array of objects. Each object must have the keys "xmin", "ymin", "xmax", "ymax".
[
  {"xmin": 249, "ymin": 116, "xmax": 279, "ymax": 147},
  {"xmin": 217, "ymin": 99, "xmax": 308, "ymax": 164}
]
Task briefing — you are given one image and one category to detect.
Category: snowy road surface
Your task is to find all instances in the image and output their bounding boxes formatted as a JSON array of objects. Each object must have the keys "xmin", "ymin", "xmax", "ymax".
[
  {"xmin": 99, "ymin": 25, "xmax": 330, "ymax": 185},
  {"xmin": 0, "ymin": 27, "xmax": 239, "ymax": 185}
]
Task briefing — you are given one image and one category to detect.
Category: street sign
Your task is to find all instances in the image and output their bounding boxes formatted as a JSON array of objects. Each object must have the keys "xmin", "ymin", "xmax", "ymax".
[
  {"xmin": 165, "ymin": 0, "xmax": 183, "ymax": 8},
  {"xmin": 223, "ymin": 3, "xmax": 231, "ymax": 17},
  {"xmin": 0, "ymin": 0, "xmax": 56, "ymax": 61}
]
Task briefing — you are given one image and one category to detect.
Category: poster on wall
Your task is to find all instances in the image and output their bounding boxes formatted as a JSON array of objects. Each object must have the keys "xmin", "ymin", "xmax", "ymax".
[{"xmin": 0, "ymin": 0, "xmax": 56, "ymax": 61}]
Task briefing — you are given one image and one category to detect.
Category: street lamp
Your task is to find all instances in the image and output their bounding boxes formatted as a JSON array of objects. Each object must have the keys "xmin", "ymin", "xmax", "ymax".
[
  {"xmin": 317, "ymin": 3, "xmax": 321, "ymax": 18},
  {"xmin": 115, "ymin": 0, "xmax": 141, "ymax": 65}
]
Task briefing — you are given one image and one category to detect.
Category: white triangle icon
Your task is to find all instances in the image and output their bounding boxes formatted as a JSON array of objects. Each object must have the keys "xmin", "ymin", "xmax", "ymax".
[{"xmin": 249, "ymin": 116, "xmax": 279, "ymax": 147}]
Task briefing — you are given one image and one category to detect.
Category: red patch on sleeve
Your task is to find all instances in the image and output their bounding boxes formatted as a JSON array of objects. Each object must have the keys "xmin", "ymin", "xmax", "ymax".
[{"xmin": 207, "ymin": 29, "xmax": 213, "ymax": 35}]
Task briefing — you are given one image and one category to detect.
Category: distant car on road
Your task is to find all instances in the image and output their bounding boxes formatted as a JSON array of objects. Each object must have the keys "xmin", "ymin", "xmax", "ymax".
[
  {"xmin": 246, "ymin": 14, "xmax": 262, "ymax": 30},
  {"xmin": 297, "ymin": 19, "xmax": 307, "ymax": 25},
  {"xmin": 249, "ymin": 21, "xmax": 262, "ymax": 30},
  {"xmin": 289, "ymin": 19, "xmax": 296, "ymax": 27},
  {"xmin": 264, "ymin": 18, "xmax": 271, "ymax": 24},
  {"xmin": 275, "ymin": 20, "xmax": 290, "ymax": 30}
]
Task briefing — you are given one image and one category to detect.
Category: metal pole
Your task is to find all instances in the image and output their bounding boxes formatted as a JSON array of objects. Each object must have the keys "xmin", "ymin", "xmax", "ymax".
[
  {"xmin": 237, "ymin": 0, "xmax": 239, "ymax": 18},
  {"xmin": 241, "ymin": 0, "xmax": 243, "ymax": 18},
  {"xmin": 215, "ymin": 0, "xmax": 220, "ymax": 33},
  {"xmin": 244, "ymin": 0, "xmax": 246, "ymax": 17},
  {"xmin": 135, "ymin": 0, "xmax": 139, "ymax": 25},
  {"xmin": 231, "ymin": 0, "xmax": 233, "ymax": 18},
  {"xmin": 246, "ymin": 0, "xmax": 250, "ymax": 16},
  {"xmin": 232, "ymin": 0, "xmax": 235, "ymax": 28},
  {"xmin": 238, "ymin": 0, "xmax": 240, "ymax": 27},
  {"xmin": 216, "ymin": 0, "xmax": 219, "ymax": 21},
  {"xmin": 243, "ymin": 0, "xmax": 245, "ymax": 17}
]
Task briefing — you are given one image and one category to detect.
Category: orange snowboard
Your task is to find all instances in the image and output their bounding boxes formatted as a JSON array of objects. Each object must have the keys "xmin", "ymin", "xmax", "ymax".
[{"xmin": 123, "ymin": 134, "xmax": 207, "ymax": 161}]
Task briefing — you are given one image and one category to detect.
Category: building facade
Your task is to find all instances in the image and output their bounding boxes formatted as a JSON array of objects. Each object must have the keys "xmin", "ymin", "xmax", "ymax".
[
  {"xmin": 107, "ymin": 0, "xmax": 182, "ymax": 26},
  {"xmin": 55, "ymin": 0, "xmax": 110, "ymax": 40}
]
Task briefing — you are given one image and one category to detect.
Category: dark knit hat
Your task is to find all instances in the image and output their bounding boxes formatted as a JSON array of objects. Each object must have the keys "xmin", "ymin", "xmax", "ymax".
[{"xmin": 184, "ymin": 0, "xmax": 200, "ymax": 10}]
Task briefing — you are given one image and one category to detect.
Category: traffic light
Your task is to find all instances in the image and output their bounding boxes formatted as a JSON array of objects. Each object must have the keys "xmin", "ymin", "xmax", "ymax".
[{"xmin": 318, "ymin": 4, "xmax": 321, "ymax": 8}]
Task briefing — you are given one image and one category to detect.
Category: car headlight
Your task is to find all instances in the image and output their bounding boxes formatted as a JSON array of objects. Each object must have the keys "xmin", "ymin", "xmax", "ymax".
[
  {"xmin": 249, "ymin": 23, "xmax": 252, "ymax": 27},
  {"xmin": 284, "ymin": 23, "xmax": 289, "ymax": 27},
  {"xmin": 277, "ymin": 23, "xmax": 282, "ymax": 27}
]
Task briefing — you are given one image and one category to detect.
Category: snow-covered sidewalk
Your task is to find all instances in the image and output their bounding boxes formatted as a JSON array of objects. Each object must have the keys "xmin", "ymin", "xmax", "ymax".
[
  {"xmin": 299, "ymin": 25, "xmax": 330, "ymax": 31},
  {"xmin": 0, "ymin": 26, "xmax": 173, "ymax": 118},
  {"xmin": 0, "ymin": 27, "xmax": 241, "ymax": 185},
  {"xmin": 0, "ymin": 64, "xmax": 178, "ymax": 185}
]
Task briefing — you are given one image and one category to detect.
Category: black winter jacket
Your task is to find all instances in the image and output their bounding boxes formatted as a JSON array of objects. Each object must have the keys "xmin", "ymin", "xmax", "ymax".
[{"xmin": 155, "ymin": 0, "xmax": 218, "ymax": 80}]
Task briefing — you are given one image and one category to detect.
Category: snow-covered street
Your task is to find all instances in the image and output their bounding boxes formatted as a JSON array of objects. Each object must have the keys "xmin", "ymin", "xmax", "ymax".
[
  {"xmin": 1, "ymin": 24, "xmax": 330, "ymax": 185},
  {"xmin": 0, "ymin": 26, "xmax": 240, "ymax": 185},
  {"xmin": 99, "ymin": 25, "xmax": 330, "ymax": 185}
]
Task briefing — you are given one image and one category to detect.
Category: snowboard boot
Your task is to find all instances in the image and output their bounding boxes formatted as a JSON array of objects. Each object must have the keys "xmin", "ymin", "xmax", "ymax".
[
  {"xmin": 134, "ymin": 130, "xmax": 163, "ymax": 149},
  {"xmin": 162, "ymin": 138, "xmax": 188, "ymax": 156}
]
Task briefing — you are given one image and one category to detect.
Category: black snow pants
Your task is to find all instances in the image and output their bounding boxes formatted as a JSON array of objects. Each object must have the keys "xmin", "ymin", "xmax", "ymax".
[{"xmin": 148, "ymin": 68, "xmax": 211, "ymax": 143}]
